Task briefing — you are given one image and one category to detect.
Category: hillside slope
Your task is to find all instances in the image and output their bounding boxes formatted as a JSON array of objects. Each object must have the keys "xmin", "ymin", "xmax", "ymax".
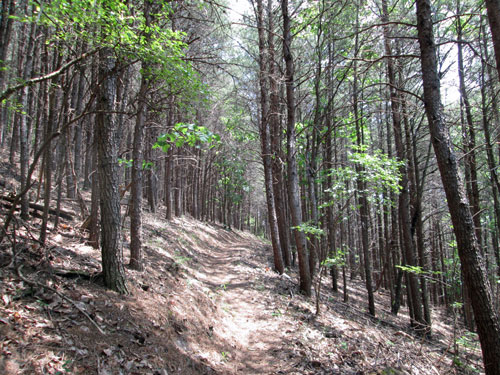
[{"xmin": 0, "ymin": 208, "xmax": 482, "ymax": 374}]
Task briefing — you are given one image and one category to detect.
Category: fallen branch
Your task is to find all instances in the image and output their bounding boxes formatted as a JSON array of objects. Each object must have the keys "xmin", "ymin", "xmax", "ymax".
[
  {"xmin": 0, "ymin": 131, "xmax": 60, "ymax": 244},
  {"xmin": 0, "ymin": 195, "xmax": 74, "ymax": 221},
  {"xmin": 17, "ymin": 264, "xmax": 105, "ymax": 335}
]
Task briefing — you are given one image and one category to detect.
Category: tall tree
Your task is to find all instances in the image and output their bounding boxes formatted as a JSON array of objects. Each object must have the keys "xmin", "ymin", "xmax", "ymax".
[
  {"xmin": 268, "ymin": 0, "xmax": 291, "ymax": 268},
  {"xmin": 484, "ymin": 0, "xmax": 500, "ymax": 78},
  {"xmin": 381, "ymin": 0, "xmax": 427, "ymax": 331},
  {"xmin": 129, "ymin": 0, "xmax": 153, "ymax": 272},
  {"xmin": 282, "ymin": 0, "xmax": 311, "ymax": 295},
  {"xmin": 415, "ymin": 0, "xmax": 500, "ymax": 372},
  {"xmin": 353, "ymin": 2, "xmax": 375, "ymax": 317},
  {"xmin": 255, "ymin": 0, "xmax": 284, "ymax": 274},
  {"xmin": 95, "ymin": 45, "xmax": 128, "ymax": 294}
]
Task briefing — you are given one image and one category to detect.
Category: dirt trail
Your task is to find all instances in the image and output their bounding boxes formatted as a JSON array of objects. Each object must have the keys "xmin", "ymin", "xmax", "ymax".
[
  {"xmin": 0, "ymin": 213, "xmax": 477, "ymax": 374},
  {"xmin": 193, "ymin": 238, "xmax": 288, "ymax": 374},
  {"xmin": 165, "ymin": 219, "xmax": 471, "ymax": 375},
  {"xmin": 138, "ymin": 217, "xmax": 307, "ymax": 374}
]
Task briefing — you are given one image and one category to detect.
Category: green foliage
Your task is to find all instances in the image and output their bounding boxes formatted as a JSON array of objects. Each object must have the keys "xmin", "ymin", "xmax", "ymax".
[
  {"xmin": 451, "ymin": 301, "xmax": 463, "ymax": 310},
  {"xmin": 118, "ymin": 158, "xmax": 133, "ymax": 168},
  {"xmin": 34, "ymin": 0, "xmax": 182, "ymax": 59},
  {"xmin": 322, "ymin": 247, "xmax": 347, "ymax": 268},
  {"xmin": 32, "ymin": 0, "xmax": 202, "ymax": 100},
  {"xmin": 154, "ymin": 122, "xmax": 220, "ymax": 152},
  {"xmin": 118, "ymin": 158, "xmax": 153, "ymax": 170},
  {"xmin": 216, "ymin": 283, "xmax": 227, "ymax": 292},
  {"xmin": 456, "ymin": 331, "xmax": 479, "ymax": 351},
  {"xmin": 215, "ymin": 154, "xmax": 250, "ymax": 206},
  {"xmin": 271, "ymin": 309, "xmax": 283, "ymax": 317},
  {"xmin": 322, "ymin": 145, "xmax": 401, "ymax": 214},
  {"xmin": 395, "ymin": 264, "xmax": 426, "ymax": 275},
  {"xmin": 142, "ymin": 160, "xmax": 154, "ymax": 170},
  {"xmin": 348, "ymin": 146, "xmax": 402, "ymax": 196},
  {"xmin": 293, "ymin": 221, "xmax": 324, "ymax": 240},
  {"xmin": 173, "ymin": 251, "xmax": 191, "ymax": 265},
  {"xmin": 54, "ymin": 359, "xmax": 73, "ymax": 374},
  {"xmin": 223, "ymin": 113, "xmax": 257, "ymax": 142}
]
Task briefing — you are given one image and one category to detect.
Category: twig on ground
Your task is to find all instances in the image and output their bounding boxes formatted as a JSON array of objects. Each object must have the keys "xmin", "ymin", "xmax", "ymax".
[{"xmin": 16, "ymin": 264, "xmax": 106, "ymax": 335}]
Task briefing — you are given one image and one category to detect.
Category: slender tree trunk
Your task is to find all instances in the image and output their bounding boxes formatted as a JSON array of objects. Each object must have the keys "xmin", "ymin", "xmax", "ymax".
[
  {"xmin": 39, "ymin": 49, "xmax": 61, "ymax": 244},
  {"xmin": 256, "ymin": 0, "xmax": 284, "ymax": 274},
  {"xmin": 73, "ymin": 62, "xmax": 86, "ymax": 185},
  {"xmin": 129, "ymin": 70, "xmax": 147, "ymax": 271},
  {"xmin": 353, "ymin": 3, "xmax": 375, "ymax": 316},
  {"xmin": 129, "ymin": 0, "xmax": 154, "ymax": 271},
  {"xmin": 484, "ymin": 0, "xmax": 500, "ymax": 78},
  {"xmin": 282, "ymin": 0, "xmax": 311, "ymax": 295},
  {"xmin": 19, "ymin": 17, "xmax": 36, "ymax": 219},
  {"xmin": 165, "ymin": 144, "xmax": 173, "ymax": 220},
  {"xmin": 268, "ymin": 0, "xmax": 291, "ymax": 268},
  {"xmin": 95, "ymin": 46, "xmax": 127, "ymax": 294},
  {"xmin": 480, "ymin": 22, "xmax": 500, "ymax": 278},
  {"xmin": 0, "ymin": 0, "xmax": 15, "ymax": 103},
  {"xmin": 146, "ymin": 129, "xmax": 158, "ymax": 213},
  {"xmin": 416, "ymin": 1, "xmax": 500, "ymax": 372},
  {"xmin": 381, "ymin": 0, "xmax": 425, "ymax": 329},
  {"xmin": 306, "ymin": 134, "xmax": 319, "ymax": 277}
]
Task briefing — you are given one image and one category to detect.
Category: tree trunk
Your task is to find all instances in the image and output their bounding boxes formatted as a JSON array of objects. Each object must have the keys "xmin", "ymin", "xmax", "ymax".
[
  {"xmin": 0, "ymin": 0, "xmax": 15, "ymax": 96},
  {"xmin": 39, "ymin": 49, "xmax": 61, "ymax": 244},
  {"xmin": 268, "ymin": 0, "xmax": 291, "ymax": 268},
  {"xmin": 95, "ymin": 46, "xmax": 127, "ymax": 294},
  {"xmin": 480, "ymin": 21, "xmax": 500, "ymax": 279},
  {"xmin": 381, "ymin": 0, "xmax": 426, "ymax": 329},
  {"xmin": 129, "ymin": 70, "xmax": 147, "ymax": 271},
  {"xmin": 353, "ymin": 3, "xmax": 375, "ymax": 316},
  {"xmin": 282, "ymin": 0, "xmax": 311, "ymax": 295},
  {"xmin": 19, "ymin": 17, "xmax": 36, "ymax": 220},
  {"xmin": 415, "ymin": 1, "xmax": 500, "ymax": 372},
  {"xmin": 256, "ymin": 0, "xmax": 284, "ymax": 274},
  {"xmin": 484, "ymin": 0, "xmax": 500, "ymax": 78}
]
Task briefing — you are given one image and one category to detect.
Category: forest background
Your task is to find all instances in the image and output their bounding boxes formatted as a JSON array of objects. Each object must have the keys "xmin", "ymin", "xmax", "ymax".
[{"xmin": 2, "ymin": 0, "xmax": 500, "ymax": 373}]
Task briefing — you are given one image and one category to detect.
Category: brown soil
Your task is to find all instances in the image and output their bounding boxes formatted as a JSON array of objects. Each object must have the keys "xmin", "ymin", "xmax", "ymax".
[{"xmin": 0, "ymin": 161, "xmax": 484, "ymax": 374}]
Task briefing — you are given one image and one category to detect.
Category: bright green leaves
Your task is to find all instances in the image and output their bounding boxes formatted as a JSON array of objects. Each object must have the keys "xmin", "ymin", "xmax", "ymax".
[
  {"xmin": 118, "ymin": 158, "xmax": 133, "ymax": 168},
  {"xmin": 223, "ymin": 113, "xmax": 257, "ymax": 143},
  {"xmin": 293, "ymin": 221, "xmax": 324, "ymax": 241},
  {"xmin": 395, "ymin": 264, "xmax": 426, "ymax": 275},
  {"xmin": 118, "ymin": 158, "xmax": 153, "ymax": 170},
  {"xmin": 154, "ymin": 122, "xmax": 220, "ymax": 152},
  {"xmin": 348, "ymin": 146, "xmax": 402, "ymax": 196},
  {"xmin": 32, "ymin": 0, "xmax": 193, "ymax": 85},
  {"xmin": 323, "ymin": 145, "xmax": 402, "ymax": 211},
  {"xmin": 322, "ymin": 246, "xmax": 347, "ymax": 268}
]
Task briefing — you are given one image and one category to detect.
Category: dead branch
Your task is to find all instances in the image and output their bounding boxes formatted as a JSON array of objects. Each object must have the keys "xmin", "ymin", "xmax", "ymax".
[
  {"xmin": 17, "ymin": 264, "xmax": 106, "ymax": 335},
  {"xmin": 0, "ymin": 49, "xmax": 98, "ymax": 102},
  {"xmin": 0, "ymin": 195, "xmax": 74, "ymax": 221}
]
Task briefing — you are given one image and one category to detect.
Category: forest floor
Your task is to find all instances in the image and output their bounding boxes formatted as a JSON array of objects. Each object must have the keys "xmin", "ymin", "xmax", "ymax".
[{"xmin": 0, "ymin": 160, "xmax": 485, "ymax": 374}]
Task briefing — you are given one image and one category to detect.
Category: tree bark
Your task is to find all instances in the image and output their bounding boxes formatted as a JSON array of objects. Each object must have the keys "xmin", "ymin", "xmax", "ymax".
[
  {"xmin": 282, "ymin": 0, "xmax": 311, "ymax": 295},
  {"xmin": 95, "ymin": 46, "xmax": 127, "ymax": 294},
  {"xmin": 19, "ymin": 16, "xmax": 36, "ymax": 220},
  {"xmin": 39, "ymin": 49, "xmax": 61, "ymax": 244},
  {"xmin": 129, "ymin": 0, "xmax": 153, "ymax": 271},
  {"xmin": 484, "ymin": 0, "xmax": 500, "ymax": 78},
  {"xmin": 381, "ymin": 0, "xmax": 425, "ymax": 329},
  {"xmin": 268, "ymin": 0, "xmax": 291, "ymax": 268},
  {"xmin": 353, "ymin": 2, "xmax": 375, "ymax": 316},
  {"xmin": 129, "ymin": 69, "xmax": 147, "ymax": 271},
  {"xmin": 415, "ymin": 0, "xmax": 500, "ymax": 372},
  {"xmin": 256, "ymin": 0, "xmax": 284, "ymax": 274}
]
